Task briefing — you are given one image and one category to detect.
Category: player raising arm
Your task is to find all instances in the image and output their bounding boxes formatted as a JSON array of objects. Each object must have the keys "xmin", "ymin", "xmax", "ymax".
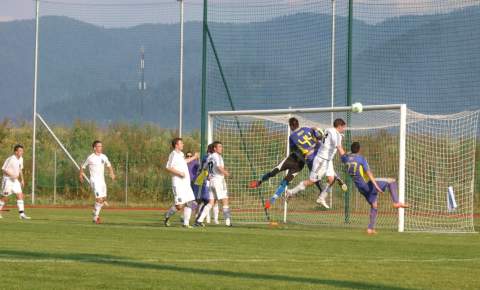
[
  {"xmin": 341, "ymin": 142, "xmax": 409, "ymax": 234},
  {"xmin": 286, "ymin": 118, "xmax": 347, "ymax": 204},
  {"xmin": 0, "ymin": 144, "xmax": 31, "ymax": 220},
  {"xmin": 80, "ymin": 140, "xmax": 115, "ymax": 224},
  {"xmin": 164, "ymin": 138, "xmax": 198, "ymax": 228},
  {"xmin": 249, "ymin": 117, "xmax": 326, "ymax": 209}
]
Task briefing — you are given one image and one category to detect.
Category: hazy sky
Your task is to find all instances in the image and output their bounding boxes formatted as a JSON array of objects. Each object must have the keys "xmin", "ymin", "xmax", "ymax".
[{"xmin": 0, "ymin": 0, "xmax": 477, "ymax": 25}]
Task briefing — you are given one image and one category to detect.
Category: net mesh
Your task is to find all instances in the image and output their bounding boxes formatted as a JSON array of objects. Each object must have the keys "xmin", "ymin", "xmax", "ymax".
[
  {"xmin": 209, "ymin": 108, "xmax": 479, "ymax": 232},
  {"xmin": 33, "ymin": 0, "xmax": 200, "ymax": 205}
]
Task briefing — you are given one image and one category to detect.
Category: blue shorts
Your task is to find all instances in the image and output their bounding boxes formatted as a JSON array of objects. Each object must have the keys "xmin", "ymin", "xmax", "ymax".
[{"xmin": 357, "ymin": 180, "xmax": 389, "ymax": 205}]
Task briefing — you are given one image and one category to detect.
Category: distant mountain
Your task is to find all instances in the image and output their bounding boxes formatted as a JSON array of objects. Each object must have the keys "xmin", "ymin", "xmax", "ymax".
[{"xmin": 0, "ymin": 6, "xmax": 479, "ymax": 130}]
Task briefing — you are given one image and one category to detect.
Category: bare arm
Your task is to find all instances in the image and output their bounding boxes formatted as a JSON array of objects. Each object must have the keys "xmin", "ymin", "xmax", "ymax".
[
  {"xmin": 166, "ymin": 167, "xmax": 185, "ymax": 178},
  {"xmin": 2, "ymin": 169, "xmax": 15, "ymax": 179},
  {"xmin": 107, "ymin": 165, "xmax": 115, "ymax": 180},
  {"xmin": 79, "ymin": 167, "xmax": 85, "ymax": 182},
  {"xmin": 336, "ymin": 145, "xmax": 346, "ymax": 157},
  {"xmin": 217, "ymin": 166, "xmax": 230, "ymax": 177},
  {"xmin": 366, "ymin": 170, "xmax": 384, "ymax": 193}
]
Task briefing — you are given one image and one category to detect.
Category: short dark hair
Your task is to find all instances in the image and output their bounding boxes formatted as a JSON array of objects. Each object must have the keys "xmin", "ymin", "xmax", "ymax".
[
  {"xmin": 13, "ymin": 144, "xmax": 24, "ymax": 152},
  {"xmin": 288, "ymin": 117, "xmax": 299, "ymax": 130},
  {"xmin": 207, "ymin": 143, "xmax": 214, "ymax": 154},
  {"xmin": 171, "ymin": 137, "xmax": 182, "ymax": 148},
  {"xmin": 212, "ymin": 141, "xmax": 222, "ymax": 149},
  {"xmin": 351, "ymin": 142, "xmax": 361, "ymax": 154},
  {"xmin": 92, "ymin": 140, "xmax": 102, "ymax": 148},
  {"xmin": 333, "ymin": 118, "xmax": 346, "ymax": 128},
  {"xmin": 185, "ymin": 151, "xmax": 193, "ymax": 157}
]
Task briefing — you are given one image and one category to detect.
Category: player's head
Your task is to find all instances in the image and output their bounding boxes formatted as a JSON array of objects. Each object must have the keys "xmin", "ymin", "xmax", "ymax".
[
  {"xmin": 13, "ymin": 144, "xmax": 24, "ymax": 157},
  {"xmin": 333, "ymin": 118, "xmax": 346, "ymax": 133},
  {"xmin": 185, "ymin": 151, "xmax": 193, "ymax": 158},
  {"xmin": 212, "ymin": 141, "xmax": 223, "ymax": 154},
  {"xmin": 207, "ymin": 143, "xmax": 214, "ymax": 154},
  {"xmin": 288, "ymin": 117, "xmax": 299, "ymax": 131},
  {"xmin": 351, "ymin": 142, "xmax": 361, "ymax": 154},
  {"xmin": 171, "ymin": 137, "xmax": 184, "ymax": 151},
  {"xmin": 92, "ymin": 140, "xmax": 103, "ymax": 154}
]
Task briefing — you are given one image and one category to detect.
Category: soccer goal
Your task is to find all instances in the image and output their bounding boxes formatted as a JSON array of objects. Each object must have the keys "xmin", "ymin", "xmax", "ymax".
[{"xmin": 207, "ymin": 104, "xmax": 479, "ymax": 233}]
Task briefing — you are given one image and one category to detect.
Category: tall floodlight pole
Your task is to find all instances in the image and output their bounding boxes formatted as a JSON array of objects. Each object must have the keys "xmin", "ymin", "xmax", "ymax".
[
  {"xmin": 178, "ymin": 0, "xmax": 185, "ymax": 137},
  {"xmin": 330, "ymin": 0, "xmax": 336, "ymax": 125},
  {"xmin": 200, "ymin": 0, "xmax": 208, "ymax": 155},
  {"xmin": 329, "ymin": 0, "xmax": 336, "ymax": 208},
  {"xmin": 31, "ymin": 0, "xmax": 40, "ymax": 205}
]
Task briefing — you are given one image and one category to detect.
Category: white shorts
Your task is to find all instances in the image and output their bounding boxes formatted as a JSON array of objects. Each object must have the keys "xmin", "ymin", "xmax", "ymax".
[
  {"xmin": 309, "ymin": 157, "xmax": 331, "ymax": 182},
  {"xmin": 1, "ymin": 177, "xmax": 22, "ymax": 197},
  {"xmin": 91, "ymin": 179, "xmax": 107, "ymax": 198},
  {"xmin": 326, "ymin": 160, "xmax": 335, "ymax": 177},
  {"xmin": 209, "ymin": 178, "xmax": 228, "ymax": 200},
  {"xmin": 172, "ymin": 183, "xmax": 195, "ymax": 206}
]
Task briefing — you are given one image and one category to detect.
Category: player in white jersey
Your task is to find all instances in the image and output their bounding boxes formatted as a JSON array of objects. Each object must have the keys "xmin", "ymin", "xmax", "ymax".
[
  {"xmin": 286, "ymin": 119, "xmax": 347, "ymax": 206},
  {"xmin": 80, "ymin": 140, "xmax": 115, "ymax": 224},
  {"xmin": 195, "ymin": 141, "xmax": 232, "ymax": 227},
  {"xmin": 164, "ymin": 137, "xmax": 198, "ymax": 228},
  {"xmin": 0, "ymin": 144, "xmax": 31, "ymax": 220}
]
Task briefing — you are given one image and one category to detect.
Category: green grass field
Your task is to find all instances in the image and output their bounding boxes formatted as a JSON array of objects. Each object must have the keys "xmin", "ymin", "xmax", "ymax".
[{"xmin": 1, "ymin": 208, "xmax": 479, "ymax": 290}]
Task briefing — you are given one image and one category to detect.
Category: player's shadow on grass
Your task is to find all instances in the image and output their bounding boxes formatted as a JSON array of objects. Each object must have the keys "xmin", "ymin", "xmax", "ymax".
[{"xmin": 0, "ymin": 250, "xmax": 416, "ymax": 290}]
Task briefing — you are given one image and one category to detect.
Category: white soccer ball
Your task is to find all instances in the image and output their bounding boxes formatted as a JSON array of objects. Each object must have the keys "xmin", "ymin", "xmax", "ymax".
[{"xmin": 352, "ymin": 102, "xmax": 363, "ymax": 113}]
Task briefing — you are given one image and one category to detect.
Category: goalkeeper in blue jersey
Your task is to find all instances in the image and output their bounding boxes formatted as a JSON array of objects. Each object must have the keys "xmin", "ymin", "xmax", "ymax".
[
  {"xmin": 341, "ymin": 142, "xmax": 409, "ymax": 234},
  {"xmin": 249, "ymin": 117, "xmax": 345, "ymax": 209}
]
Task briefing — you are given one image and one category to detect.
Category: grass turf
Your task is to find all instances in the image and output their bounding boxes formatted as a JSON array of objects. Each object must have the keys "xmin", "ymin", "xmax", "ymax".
[{"xmin": 0, "ymin": 208, "xmax": 478, "ymax": 290}]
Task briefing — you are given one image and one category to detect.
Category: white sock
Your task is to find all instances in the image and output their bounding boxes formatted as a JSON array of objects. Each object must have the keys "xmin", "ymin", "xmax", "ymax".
[
  {"xmin": 183, "ymin": 206, "xmax": 192, "ymax": 226},
  {"xmin": 197, "ymin": 203, "xmax": 212, "ymax": 223},
  {"xmin": 223, "ymin": 206, "xmax": 231, "ymax": 225},
  {"xmin": 319, "ymin": 184, "xmax": 332, "ymax": 200},
  {"xmin": 0, "ymin": 200, "xmax": 5, "ymax": 211},
  {"xmin": 213, "ymin": 203, "xmax": 219, "ymax": 222},
  {"xmin": 206, "ymin": 209, "xmax": 211, "ymax": 223},
  {"xmin": 290, "ymin": 182, "xmax": 306, "ymax": 195},
  {"xmin": 17, "ymin": 200, "xmax": 25, "ymax": 213},
  {"xmin": 94, "ymin": 202, "xmax": 103, "ymax": 217}
]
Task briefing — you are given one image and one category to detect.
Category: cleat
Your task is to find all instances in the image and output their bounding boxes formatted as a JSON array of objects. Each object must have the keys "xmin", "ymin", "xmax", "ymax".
[
  {"xmin": 393, "ymin": 203, "xmax": 409, "ymax": 209},
  {"xmin": 214, "ymin": 220, "xmax": 219, "ymax": 225},
  {"xmin": 225, "ymin": 218, "xmax": 231, "ymax": 227},
  {"xmin": 248, "ymin": 180, "xmax": 260, "ymax": 189},
  {"xmin": 367, "ymin": 229, "xmax": 377, "ymax": 235},
  {"xmin": 182, "ymin": 224, "xmax": 192, "ymax": 229},
  {"xmin": 264, "ymin": 200, "xmax": 271, "ymax": 209},
  {"xmin": 164, "ymin": 218, "xmax": 171, "ymax": 227},
  {"xmin": 20, "ymin": 214, "xmax": 31, "ymax": 220},
  {"xmin": 193, "ymin": 222, "xmax": 205, "ymax": 227},
  {"xmin": 316, "ymin": 197, "xmax": 330, "ymax": 209},
  {"xmin": 94, "ymin": 216, "xmax": 101, "ymax": 224}
]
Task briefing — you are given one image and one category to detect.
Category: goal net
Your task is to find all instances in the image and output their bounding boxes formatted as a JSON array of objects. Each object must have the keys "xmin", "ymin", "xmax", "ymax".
[{"xmin": 208, "ymin": 105, "xmax": 479, "ymax": 233}]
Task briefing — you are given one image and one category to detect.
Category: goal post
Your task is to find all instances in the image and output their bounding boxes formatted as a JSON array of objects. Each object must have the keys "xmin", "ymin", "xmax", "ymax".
[
  {"xmin": 208, "ymin": 104, "xmax": 407, "ymax": 230},
  {"xmin": 207, "ymin": 105, "xmax": 479, "ymax": 233}
]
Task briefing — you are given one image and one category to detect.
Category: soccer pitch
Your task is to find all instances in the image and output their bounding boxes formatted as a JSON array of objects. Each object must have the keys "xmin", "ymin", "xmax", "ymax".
[{"xmin": 1, "ymin": 208, "xmax": 479, "ymax": 290}]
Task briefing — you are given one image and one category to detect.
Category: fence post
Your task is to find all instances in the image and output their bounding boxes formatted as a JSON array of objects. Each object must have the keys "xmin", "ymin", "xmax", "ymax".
[{"xmin": 125, "ymin": 151, "xmax": 128, "ymax": 207}]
